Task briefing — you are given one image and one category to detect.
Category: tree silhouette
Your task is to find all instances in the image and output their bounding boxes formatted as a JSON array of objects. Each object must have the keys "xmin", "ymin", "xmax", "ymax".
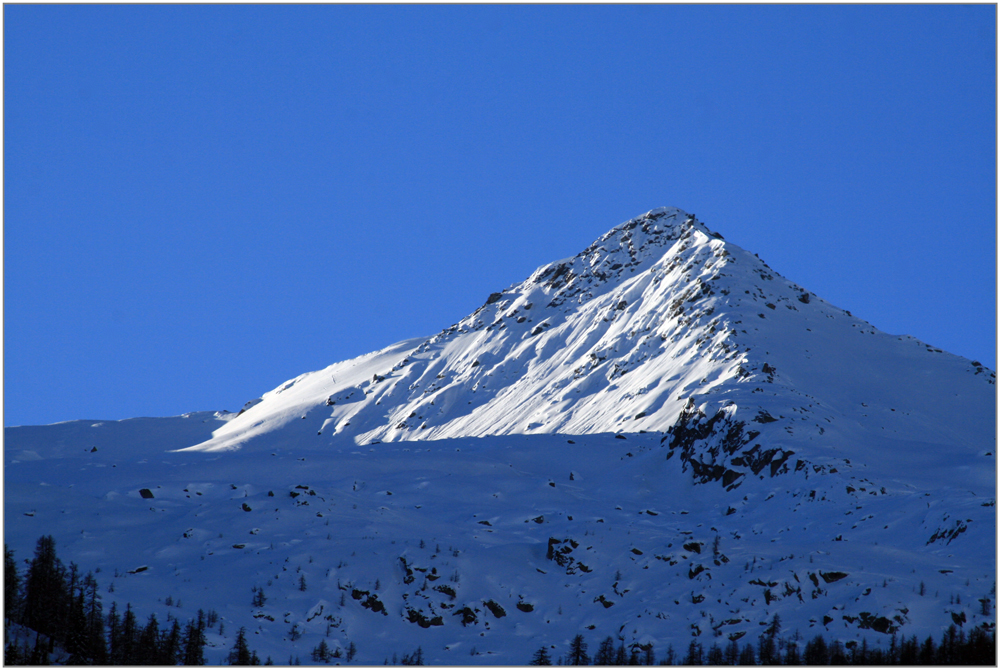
[
  {"xmin": 568, "ymin": 634, "xmax": 589, "ymax": 666},
  {"xmin": 529, "ymin": 646, "xmax": 553, "ymax": 665}
]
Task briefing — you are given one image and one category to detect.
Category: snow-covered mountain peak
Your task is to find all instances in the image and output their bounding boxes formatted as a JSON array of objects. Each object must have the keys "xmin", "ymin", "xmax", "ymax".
[
  {"xmin": 486, "ymin": 206, "xmax": 719, "ymax": 313},
  {"xmin": 6, "ymin": 206, "xmax": 994, "ymax": 665},
  {"xmin": 184, "ymin": 206, "xmax": 993, "ymax": 481}
]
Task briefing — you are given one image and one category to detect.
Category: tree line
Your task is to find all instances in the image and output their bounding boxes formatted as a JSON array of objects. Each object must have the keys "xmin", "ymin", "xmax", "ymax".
[
  {"xmin": 4, "ymin": 535, "xmax": 265, "ymax": 665},
  {"xmin": 531, "ymin": 615, "xmax": 994, "ymax": 665}
]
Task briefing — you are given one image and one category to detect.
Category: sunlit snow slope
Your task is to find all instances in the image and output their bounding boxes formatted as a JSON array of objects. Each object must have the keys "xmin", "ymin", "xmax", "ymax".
[{"xmin": 187, "ymin": 207, "xmax": 994, "ymax": 491}]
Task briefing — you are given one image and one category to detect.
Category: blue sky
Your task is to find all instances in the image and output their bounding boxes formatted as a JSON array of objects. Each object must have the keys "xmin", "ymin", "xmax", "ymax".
[{"xmin": 5, "ymin": 5, "xmax": 995, "ymax": 427}]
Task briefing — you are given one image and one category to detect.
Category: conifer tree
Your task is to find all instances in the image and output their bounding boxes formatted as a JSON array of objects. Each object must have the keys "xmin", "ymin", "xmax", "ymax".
[
  {"xmin": 181, "ymin": 614, "xmax": 206, "ymax": 666},
  {"xmin": 4, "ymin": 545, "xmax": 22, "ymax": 624},
  {"xmin": 106, "ymin": 602, "xmax": 121, "ymax": 664},
  {"xmin": 530, "ymin": 646, "xmax": 553, "ymax": 665},
  {"xmin": 137, "ymin": 613, "xmax": 160, "ymax": 665},
  {"xmin": 312, "ymin": 639, "xmax": 331, "ymax": 663},
  {"xmin": 918, "ymin": 635, "xmax": 936, "ymax": 664},
  {"xmin": 804, "ymin": 634, "xmax": 827, "ymax": 664},
  {"xmin": 594, "ymin": 636, "xmax": 616, "ymax": 665},
  {"xmin": 642, "ymin": 643, "xmax": 655, "ymax": 666},
  {"xmin": 783, "ymin": 639, "xmax": 801, "ymax": 665},
  {"xmin": 683, "ymin": 640, "xmax": 703, "ymax": 665},
  {"xmin": 615, "ymin": 641, "xmax": 627, "ymax": 665},
  {"xmin": 567, "ymin": 635, "xmax": 589, "ymax": 666},
  {"xmin": 705, "ymin": 642, "xmax": 723, "ymax": 665},
  {"xmin": 828, "ymin": 640, "xmax": 847, "ymax": 664},
  {"xmin": 116, "ymin": 604, "xmax": 139, "ymax": 665},
  {"xmin": 723, "ymin": 639, "xmax": 740, "ymax": 665},
  {"xmin": 228, "ymin": 626, "xmax": 254, "ymax": 665},
  {"xmin": 82, "ymin": 572, "xmax": 107, "ymax": 664},
  {"xmin": 29, "ymin": 631, "xmax": 49, "ymax": 665},
  {"xmin": 159, "ymin": 619, "xmax": 182, "ymax": 665},
  {"xmin": 63, "ymin": 578, "xmax": 90, "ymax": 664},
  {"xmin": 22, "ymin": 535, "xmax": 68, "ymax": 640}
]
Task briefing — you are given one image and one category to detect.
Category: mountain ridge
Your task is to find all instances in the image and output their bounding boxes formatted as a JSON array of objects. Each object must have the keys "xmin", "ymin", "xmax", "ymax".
[{"xmin": 184, "ymin": 207, "xmax": 994, "ymax": 487}]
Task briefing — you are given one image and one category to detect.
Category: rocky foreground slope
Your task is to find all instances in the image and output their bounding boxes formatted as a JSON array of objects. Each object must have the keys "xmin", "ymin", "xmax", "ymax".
[{"xmin": 5, "ymin": 208, "xmax": 995, "ymax": 664}]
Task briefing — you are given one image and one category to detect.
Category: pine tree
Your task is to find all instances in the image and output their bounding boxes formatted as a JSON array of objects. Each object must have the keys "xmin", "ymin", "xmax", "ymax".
[
  {"xmin": 400, "ymin": 647, "xmax": 425, "ymax": 665},
  {"xmin": 642, "ymin": 643, "xmax": 655, "ymax": 666},
  {"xmin": 63, "ymin": 568, "xmax": 90, "ymax": 664},
  {"xmin": 594, "ymin": 636, "xmax": 616, "ymax": 665},
  {"xmin": 137, "ymin": 613, "xmax": 160, "ymax": 665},
  {"xmin": 117, "ymin": 604, "xmax": 139, "ymax": 665},
  {"xmin": 803, "ymin": 634, "xmax": 827, "ymax": 664},
  {"xmin": 683, "ymin": 640, "xmax": 703, "ymax": 665},
  {"xmin": 765, "ymin": 613, "xmax": 781, "ymax": 639},
  {"xmin": 568, "ymin": 635, "xmax": 589, "ymax": 666},
  {"xmin": 4, "ymin": 545, "xmax": 22, "ymax": 624},
  {"xmin": 937, "ymin": 623, "xmax": 960, "ymax": 664},
  {"xmin": 918, "ymin": 635, "xmax": 936, "ymax": 664},
  {"xmin": 181, "ymin": 614, "xmax": 206, "ymax": 666},
  {"xmin": 228, "ymin": 626, "xmax": 254, "ymax": 665},
  {"xmin": 849, "ymin": 637, "xmax": 867, "ymax": 665},
  {"xmin": 312, "ymin": 639, "xmax": 331, "ymax": 662},
  {"xmin": 757, "ymin": 634, "xmax": 776, "ymax": 665},
  {"xmin": 783, "ymin": 639, "xmax": 801, "ymax": 665},
  {"xmin": 106, "ymin": 602, "xmax": 121, "ymax": 664},
  {"xmin": 82, "ymin": 572, "xmax": 107, "ymax": 664},
  {"xmin": 629, "ymin": 646, "xmax": 641, "ymax": 665},
  {"xmin": 530, "ymin": 646, "xmax": 553, "ymax": 665},
  {"xmin": 705, "ymin": 642, "xmax": 723, "ymax": 665},
  {"xmin": 615, "ymin": 642, "xmax": 627, "ymax": 665},
  {"xmin": 660, "ymin": 643, "xmax": 676, "ymax": 666},
  {"xmin": 347, "ymin": 641, "xmax": 358, "ymax": 662},
  {"xmin": 159, "ymin": 619, "xmax": 182, "ymax": 665},
  {"xmin": 828, "ymin": 640, "xmax": 847, "ymax": 664},
  {"xmin": 898, "ymin": 635, "xmax": 918, "ymax": 665},
  {"xmin": 29, "ymin": 631, "xmax": 49, "ymax": 665},
  {"xmin": 22, "ymin": 535, "xmax": 68, "ymax": 640}
]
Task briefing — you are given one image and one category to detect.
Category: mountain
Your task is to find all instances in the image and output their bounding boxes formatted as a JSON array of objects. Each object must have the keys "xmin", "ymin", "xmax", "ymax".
[{"xmin": 5, "ymin": 207, "xmax": 995, "ymax": 665}]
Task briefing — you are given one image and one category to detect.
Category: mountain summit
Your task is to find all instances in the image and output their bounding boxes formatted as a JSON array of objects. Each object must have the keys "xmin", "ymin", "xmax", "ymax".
[
  {"xmin": 5, "ymin": 207, "xmax": 995, "ymax": 665},
  {"xmin": 188, "ymin": 207, "xmax": 994, "ymax": 492}
]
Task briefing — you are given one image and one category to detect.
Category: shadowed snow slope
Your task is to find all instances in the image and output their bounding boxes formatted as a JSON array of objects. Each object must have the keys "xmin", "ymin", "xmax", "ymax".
[{"xmin": 5, "ymin": 207, "xmax": 995, "ymax": 665}]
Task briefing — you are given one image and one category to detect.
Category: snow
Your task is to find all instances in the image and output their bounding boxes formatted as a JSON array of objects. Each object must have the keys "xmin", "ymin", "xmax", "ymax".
[{"xmin": 5, "ymin": 207, "xmax": 995, "ymax": 664}]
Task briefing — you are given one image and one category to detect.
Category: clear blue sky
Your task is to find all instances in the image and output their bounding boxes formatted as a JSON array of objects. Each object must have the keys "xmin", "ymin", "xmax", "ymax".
[{"xmin": 5, "ymin": 5, "xmax": 996, "ymax": 427}]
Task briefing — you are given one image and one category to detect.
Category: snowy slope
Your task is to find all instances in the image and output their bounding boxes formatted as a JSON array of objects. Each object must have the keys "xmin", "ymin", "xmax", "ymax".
[
  {"xmin": 185, "ymin": 207, "xmax": 994, "ymax": 493},
  {"xmin": 5, "ymin": 207, "xmax": 995, "ymax": 664}
]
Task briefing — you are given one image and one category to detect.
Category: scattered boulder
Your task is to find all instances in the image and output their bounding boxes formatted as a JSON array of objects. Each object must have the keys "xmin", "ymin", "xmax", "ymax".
[
  {"xmin": 483, "ymin": 599, "xmax": 506, "ymax": 618},
  {"xmin": 454, "ymin": 606, "xmax": 478, "ymax": 626},
  {"xmin": 753, "ymin": 410, "xmax": 778, "ymax": 423}
]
